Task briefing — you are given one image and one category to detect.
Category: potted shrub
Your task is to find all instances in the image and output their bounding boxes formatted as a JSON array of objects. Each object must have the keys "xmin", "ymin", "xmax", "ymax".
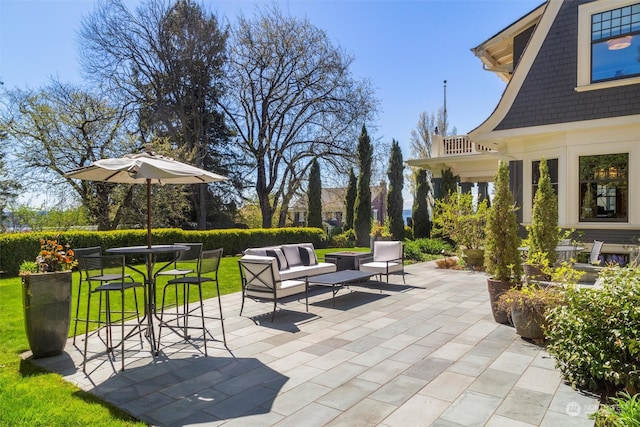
[
  {"xmin": 484, "ymin": 161, "xmax": 522, "ymax": 324},
  {"xmin": 524, "ymin": 158, "xmax": 559, "ymax": 279},
  {"xmin": 433, "ymin": 192, "xmax": 488, "ymax": 267},
  {"xmin": 20, "ymin": 238, "xmax": 77, "ymax": 358},
  {"xmin": 497, "ymin": 284, "xmax": 566, "ymax": 343}
]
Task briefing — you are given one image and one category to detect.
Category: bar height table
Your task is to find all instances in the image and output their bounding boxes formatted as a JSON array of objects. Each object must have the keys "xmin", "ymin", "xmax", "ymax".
[{"xmin": 106, "ymin": 244, "xmax": 189, "ymax": 355}]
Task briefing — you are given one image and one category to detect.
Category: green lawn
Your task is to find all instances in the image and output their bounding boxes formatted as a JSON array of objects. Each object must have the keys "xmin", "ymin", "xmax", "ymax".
[{"xmin": 0, "ymin": 247, "xmax": 370, "ymax": 426}]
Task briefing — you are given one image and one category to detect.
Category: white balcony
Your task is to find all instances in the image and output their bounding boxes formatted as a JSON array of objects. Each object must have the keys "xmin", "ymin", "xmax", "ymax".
[{"xmin": 432, "ymin": 135, "xmax": 496, "ymax": 157}]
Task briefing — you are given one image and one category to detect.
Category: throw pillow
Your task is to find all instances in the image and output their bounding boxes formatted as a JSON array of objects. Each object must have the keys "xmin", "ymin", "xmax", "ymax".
[
  {"xmin": 282, "ymin": 245, "xmax": 303, "ymax": 267},
  {"xmin": 298, "ymin": 246, "xmax": 317, "ymax": 266},
  {"xmin": 266, "ymin": 248, "xmax": 288, "ymax": 270}
]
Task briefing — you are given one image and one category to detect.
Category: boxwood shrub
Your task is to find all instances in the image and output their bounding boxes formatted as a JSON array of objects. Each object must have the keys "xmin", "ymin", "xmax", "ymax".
[
  {"xmin": 0, "ymin": 227, "xmax": 327, "ymax": 277},
  {"xmin": 546, "ymin": 266, "xmax": 640, "ymax": 395}
]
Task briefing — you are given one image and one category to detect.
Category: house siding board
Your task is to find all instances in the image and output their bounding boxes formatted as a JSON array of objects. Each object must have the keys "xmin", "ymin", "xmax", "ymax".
[
  {"xmin": 577, "ymin": 228, "xmax": 640, "ymax": 245},
  {"xmin": 495, "ymin": 0, "xmax": 640, "ymax": 131}
]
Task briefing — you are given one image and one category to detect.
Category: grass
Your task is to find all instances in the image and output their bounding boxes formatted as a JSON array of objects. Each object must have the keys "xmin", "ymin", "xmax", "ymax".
[{"xmin": 0, "ymin": 247, "xmax": 370, "ymax": 426}]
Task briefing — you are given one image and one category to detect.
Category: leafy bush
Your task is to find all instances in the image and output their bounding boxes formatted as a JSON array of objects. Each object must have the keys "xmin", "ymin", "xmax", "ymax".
[
  {"xmin": 329, "ymin": 229, "xmax": 356, "ymax": 248},
  {"xmin": 595, "ymin": 392, "xmax": 640, "ymax": 427},
  {"xmin": 404, "ymin": 238, "xmax": 453, "ymax": 262},
  {"xmin": 546, "ymin": 266, "xmax": 640, "ymax": 395},
  {"xmin": 0, "ymin": 227, "xmax": 328, "ymax": 276},
  {"xmin": 403, "ymin": 226, "xmax": 414, "ymax": 241}
]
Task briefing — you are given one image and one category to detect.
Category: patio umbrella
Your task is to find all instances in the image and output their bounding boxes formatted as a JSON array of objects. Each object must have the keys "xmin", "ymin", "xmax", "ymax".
[{"xmin": 65, "ymin": 149, "xmax": 227, "ymax": 247}]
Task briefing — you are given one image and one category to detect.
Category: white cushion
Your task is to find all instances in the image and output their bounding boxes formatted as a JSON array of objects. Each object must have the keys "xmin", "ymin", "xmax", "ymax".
[
  {"xmin": 239, "ymin": 255, "xmax": 281, "ymax": 283},
  {"xmin": 282, "ymin": 244, "xmax": 304, "ymax": 266},
  {"xmin": 245, "ymin": 279, "xmax": 306, "ymax": 299},
  {"xmin": 373, "ymin": 241, "xmax": 403, "ymax": 262},
  {"xmin": 279, "ymin": 262, "xmax": 337, "ymax": 280},
  {"xmin": 360, "ymin": 261, "xmax": 403, "ymax": 275}
]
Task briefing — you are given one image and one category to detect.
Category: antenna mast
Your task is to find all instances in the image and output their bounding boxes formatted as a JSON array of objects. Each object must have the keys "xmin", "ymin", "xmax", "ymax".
[{"xmin": 443, "ymin": 80, "xmax": 447, "ymax": 137}]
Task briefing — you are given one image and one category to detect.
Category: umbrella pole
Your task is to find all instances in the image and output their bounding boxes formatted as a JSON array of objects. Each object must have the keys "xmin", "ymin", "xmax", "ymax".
[{"xmin": 147, "ymin": 179, "xmax": 152, "ymax": 248}]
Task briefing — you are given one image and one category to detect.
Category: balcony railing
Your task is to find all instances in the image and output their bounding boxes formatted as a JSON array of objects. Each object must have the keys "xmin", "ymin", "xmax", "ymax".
[{"xmin": 433, "ymin": 135, "xmax": 495, "ymax": 157}]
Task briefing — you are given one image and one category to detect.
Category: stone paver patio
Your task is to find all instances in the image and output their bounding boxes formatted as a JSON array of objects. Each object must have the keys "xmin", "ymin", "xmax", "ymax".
[{"xmin": 30, "ymin": 261, "xmax": 600, "ymax": 426}]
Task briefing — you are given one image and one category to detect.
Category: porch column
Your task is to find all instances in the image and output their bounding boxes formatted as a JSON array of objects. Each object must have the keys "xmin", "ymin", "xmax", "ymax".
[
  {"xmin": 460, "ymin": 182, "xmax": 473, "ymax": 194},
  {"xmin": 478, "ymin": 182, "xmax": 489, "ymax": 204}
]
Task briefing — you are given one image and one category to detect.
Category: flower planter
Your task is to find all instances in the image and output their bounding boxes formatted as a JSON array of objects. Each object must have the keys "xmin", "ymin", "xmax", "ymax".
[
  {"xmin": 511, "ymin": 305, "xmax": 546, "ymax": 342},
  {"xmin": 487, "ymin": 278, "xmax": 517, "ymax": 324},
  {"xmin": 21, "ymin": 271, "xmax": 72, "ymax": 358}
]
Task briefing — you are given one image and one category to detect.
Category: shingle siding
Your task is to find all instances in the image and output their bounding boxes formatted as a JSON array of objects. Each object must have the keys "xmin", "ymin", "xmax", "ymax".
[{"xmin": 495, "ymin": 0, "xmax": 640, "ymax": 131}]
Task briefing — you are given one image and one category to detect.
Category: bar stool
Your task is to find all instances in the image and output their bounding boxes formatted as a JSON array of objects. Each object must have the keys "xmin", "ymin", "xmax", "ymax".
[
  {"xmin": 73, "ymin": 247, "xmax": 131, "ymax": 345},
  {"xmin": 82, "ymin": 254, "xmax": 144, "ymax": 372},
  {"xmin": 157, "ymin": 248, "xmax": 226, "ymax": 355}
]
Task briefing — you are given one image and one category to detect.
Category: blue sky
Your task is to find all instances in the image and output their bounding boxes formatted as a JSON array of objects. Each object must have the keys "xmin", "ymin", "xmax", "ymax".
[{"xmin": 1, "ymin": 0, "xmax": 541, "ymax": 206}]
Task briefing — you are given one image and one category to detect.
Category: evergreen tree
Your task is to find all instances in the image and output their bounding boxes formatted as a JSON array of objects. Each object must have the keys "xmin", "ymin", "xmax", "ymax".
[
  {"xmin": 354, "ymin": 125, "xmax": 373, "ymax": 246},
  {"xmin": 528, "ymin": 158, "xmax": 559, "ymax": 265},
  {"xmin": 484, "ymin": 161, "xmax": 522, "ymax": 281},
  {"xmin": 306, "ymin": 159, "xmax": 323, "ymax": 229},
  {"xmin": 440, "ymin": 167, "xmax": 458, "ymax": 200},
  {"xmin": 412, "ymin": 168, "xmax": 431, "ymax": 238},
  {"xmin": 344, "ymin": 168, "xmax": 357, "ymax": 231},
  {"xmin": 387, "ymin": 139, "xmax": 404, "ymax": 240}
]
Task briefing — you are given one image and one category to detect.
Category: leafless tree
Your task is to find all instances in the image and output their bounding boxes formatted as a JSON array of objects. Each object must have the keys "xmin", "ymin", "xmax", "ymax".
[{"xmin": 219, "ymin": 5, "xmax": 378, "ymax": 228}]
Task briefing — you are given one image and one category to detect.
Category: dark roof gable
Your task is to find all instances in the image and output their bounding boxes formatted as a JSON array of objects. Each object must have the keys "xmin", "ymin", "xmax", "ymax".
[{"xmin": 495, "ymin": 0, "xmax": 640, "ymax": 131}]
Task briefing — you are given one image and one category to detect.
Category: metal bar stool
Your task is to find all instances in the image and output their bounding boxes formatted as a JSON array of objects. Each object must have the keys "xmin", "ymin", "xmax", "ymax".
[{"xmin": 157, "ymin": 248, "xmax": 226, "ymax": 355}]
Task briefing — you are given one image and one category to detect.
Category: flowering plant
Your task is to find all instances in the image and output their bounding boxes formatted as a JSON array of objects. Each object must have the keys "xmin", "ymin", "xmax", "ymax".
[{"xmin": 23, "ymin": 239, "xmax": 77, "ymax": 273}]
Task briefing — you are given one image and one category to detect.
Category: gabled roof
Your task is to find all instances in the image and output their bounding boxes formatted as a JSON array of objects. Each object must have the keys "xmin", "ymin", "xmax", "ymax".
[
  {"xmin": 469, "ymin": 0, "xmax": 563, "ymax": 144},
  {"xmin": 471, "ymin": 2, "xmax": 546, "ymax": 82}
]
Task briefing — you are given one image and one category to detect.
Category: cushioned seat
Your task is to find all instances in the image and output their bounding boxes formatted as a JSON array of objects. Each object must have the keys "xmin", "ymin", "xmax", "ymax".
[
  {"xmin": 360, "ymin": 241, "xmax": 405, "ymax": 287},
  {"xmin": 238, "ymin": 255, "xmax": 308, "ymax": 321}
]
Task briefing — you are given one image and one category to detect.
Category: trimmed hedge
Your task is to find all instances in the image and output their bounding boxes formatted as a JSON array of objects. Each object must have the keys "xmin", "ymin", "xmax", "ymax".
[{"xmin": 0, "ymin": 227, "xmax": 327, "ymax": 277}]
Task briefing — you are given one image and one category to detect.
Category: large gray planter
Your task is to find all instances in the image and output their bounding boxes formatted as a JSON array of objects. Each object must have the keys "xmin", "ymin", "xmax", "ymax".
[{"xmin": 21, "ymin": 271, "xmax": 72, "ymax": 358}]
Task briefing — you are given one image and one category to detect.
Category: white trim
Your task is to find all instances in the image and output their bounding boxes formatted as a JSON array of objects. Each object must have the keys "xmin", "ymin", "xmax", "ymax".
[
  {"xmin": 577, "ymin": 0, "xmax": 640, "ymax": 90},
  {"xmin": 471, "ymin": 114, "xmax": 640, "ymax": 144}
]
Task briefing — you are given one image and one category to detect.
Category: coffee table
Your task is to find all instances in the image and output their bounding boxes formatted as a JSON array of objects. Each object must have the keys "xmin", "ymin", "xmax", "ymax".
[{"xmin": 309, "ymin": 270, "xmax": 375, "ymax": 307}]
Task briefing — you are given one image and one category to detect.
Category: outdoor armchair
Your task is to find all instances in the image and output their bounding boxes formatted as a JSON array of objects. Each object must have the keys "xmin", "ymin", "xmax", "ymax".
[{"xmin": 360, "ymin": 241, "xmax": 405, "ymax": 287}]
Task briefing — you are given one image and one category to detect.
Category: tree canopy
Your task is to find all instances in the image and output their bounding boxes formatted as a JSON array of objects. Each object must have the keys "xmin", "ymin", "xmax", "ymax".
[
  {"xmin": 80, "ymin": 0, "xmax": 240, "ymax": 228},
  {"xmin": 219, "ymin": 5, "xmax": 377, "ymax": 227}
]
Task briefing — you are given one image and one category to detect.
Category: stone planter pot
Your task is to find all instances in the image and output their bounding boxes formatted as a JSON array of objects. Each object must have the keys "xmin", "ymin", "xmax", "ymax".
[
  {"xmin": 487, "ymin": 278, "xmax": 519, "ymax": 324},
  {"xmin": 21, "ymin": 271, "xmax": 72, "ymax": 358},
  {"xmin": 511, "ymin": 305, "xmax": 546, "ymax": 342},
  {"xmin": 462, "ymin": 249, "xmax": 485, "ymax": 267}
]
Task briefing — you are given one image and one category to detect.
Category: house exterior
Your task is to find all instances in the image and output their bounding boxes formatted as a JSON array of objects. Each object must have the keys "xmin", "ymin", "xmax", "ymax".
[
  {"xmin": 407, "ymin": 0, "xmax": 640, "ymax": 260},
  {"xmin": 290, "ymin": 181, "xmax": 387, "ymax": 227}
]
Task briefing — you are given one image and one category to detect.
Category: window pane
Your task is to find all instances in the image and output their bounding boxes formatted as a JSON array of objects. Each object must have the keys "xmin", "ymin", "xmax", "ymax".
[
  {"xmin": 592, "ymin": 37, "xmax": 640, "ymax": 81},
  {"xmin": 579, "ymin": 154, "xmax": 628, "ymax": 222}
]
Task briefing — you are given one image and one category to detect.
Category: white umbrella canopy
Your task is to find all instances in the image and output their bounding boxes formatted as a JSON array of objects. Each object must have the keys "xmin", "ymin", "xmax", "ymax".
[{"xmin": 65, "ymin": 150, "xmax": 227, "ymax": 247}]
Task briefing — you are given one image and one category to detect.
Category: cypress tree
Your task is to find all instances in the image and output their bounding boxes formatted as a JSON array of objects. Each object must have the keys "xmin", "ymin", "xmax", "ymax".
[
  {"xmin": 440, "ymin": 167, "xmax": 458, "ymax": 200},
  {"xmin": 412, "ymin": 168, "xmax": 431, "ymax": 238},
  {"xmin": 354, "ymin": 125, "xmax": 373, "ymax": 247},
  {"xmin": 484, "ymin": 161, "xmax": 522, "ymax": 281},
  {"xmin": 528, "ymin": 158, "xmax": 559, "ymax": 265},
  {"xmin": 306, "ymin": 159, "xmax": 323, "ymax": 229},
  {"xmin": 387, "ymin": 139, "xmax": 404, "ymax": 240},
  {"xmin": 344, "ymin": 168, "xmax": 357, "ymax": 231}
]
